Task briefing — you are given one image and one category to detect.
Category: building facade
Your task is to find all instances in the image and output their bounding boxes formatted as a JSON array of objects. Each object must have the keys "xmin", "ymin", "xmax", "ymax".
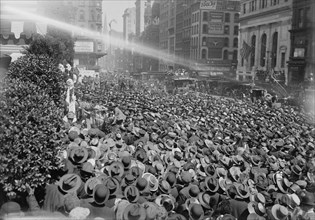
[
  {"xmin": 0, "ymin": 1, "xmax": 42, "ymax": 57},
  {"xmin": 135, "ymin": 0, "xmax": 146, "ymax": 37},
  {"xmin": 237, "ymin": 0, "xmax": 292, "ymax": 84},
  {"xmin": 288, "ymin": 0, "xmax": 315, "ymax": 85},
  {"xmin": 123, "ymin": 7, "xmax": 136, "ymax": 44},
  {"xmin": 159, "ymin": 0, "xmax": 176, "ymax": 71},
  {"xmin": 192, "ymin": 0, "xmax": 240, "ymax": 78}
]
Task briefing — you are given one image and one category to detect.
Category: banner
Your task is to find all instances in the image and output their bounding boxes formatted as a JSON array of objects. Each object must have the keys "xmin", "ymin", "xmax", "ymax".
[
  {"xmin": 11, "ymin": 21, "xmax": 24, "ymax": 39},
  {"xmin": 209, "ymin": 12, "xmax": 224, "ymax": 22},
  {"xmin": 74, "ymin": 41, "xmax": 94, "ymax": 53},
  {"xmin": 209, "ymin": 23, "xmax": 224, "ymax": 34},
  {"xmin": 200, "ymin": 0, "xmax": 217, "ymax": 10}
]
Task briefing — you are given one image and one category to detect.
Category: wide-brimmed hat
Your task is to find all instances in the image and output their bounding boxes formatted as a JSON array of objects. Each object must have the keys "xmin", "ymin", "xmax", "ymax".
[
  {"xmin": 275, "ymin": 173, "xmax": 292, "ymax": 193},
  {"xmin": 205, "ymin": 176, "xmax": 219, "ymax": 193},
  {"xmin": 108, "ymin": 161, "xmax": 125, "ymax": 178},
  {"xmin": 229, "ymin": 166, "xmax": 241, "ymax": 182},
  {"xmin": 102, "ymin": 176, "xmax": 121, "ymax": 195},
  {"xmin": 124, "ymin": 185, "xmax": 140, "ymax": 203},
  {"xmin": 248, "ymin": 202, "xmax": 266, "ymax": 217},
  {"xmin": 250, "ymin": 192, "xmax": 266, "ymax": 204},
  {"xmin": 136, "ymin": 177, "xmax": 149, "ymax": 193},
  {"xmin": 247, "ymin": 213, "xmax": 266, "ymax": 220},
  {"xmin": 235, "ymin": 182, "xmax": 250, "ymax": 198},
  {"xmin": 84, "ymin": 177, "xmax": 102, "ymax": 196},
  {"xmin": 197, "ymin": 191, "xmax": 213, "ymax": 210},
  {"xmin": 155, "ymin": 194, "xmax": 175, "ymax": 212},
  {"xmin": 123, "ymin": 203, "xmax": 146, "ymax": 220},
  {"xmin": 218, "ymin": 177, "xmax": 233, "ymax": 192},
  {"xmin": 142, "ymin": 173, "xmax": 159, "ymax": 192},
  {"xmin": 159, "ymin": 179, "xmax": 171, "ymax": 194},
  {"xmin": 270, "ymin": 204, "xmax": 289, "ymax": 220},
  {"xmin": 300, "ymin": 191, "xmax": 315, "ymax": 206},
  {"xmin": 58, "ymin": 173, "xmax": 82, "ymax": 194},
  {"xmin": 164, "ymin": 172, "xmax": 177, "ymax": 187},
  {"xmin": 69, "ymin": 147, "xmax": 88, "ymax": 164},
  {"xmin": 141, "ymin": 202, "xmax": 160, "ymax": 220},
  {"xmin": 121, "ymin": 156, "xmax": 132, "ymax": 171},
  {"xmin": 93, "ymin": 184, "xmax": 110, "ymax": 205},
  {"xmin": 188, "ymin": 203, "xmax": 204, "ymax": 220}
]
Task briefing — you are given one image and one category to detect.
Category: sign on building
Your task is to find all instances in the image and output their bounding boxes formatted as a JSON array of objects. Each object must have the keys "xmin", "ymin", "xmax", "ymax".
[
  {"xmin": 200, "ymin": 0, "xmax": 217, "ymax": 10},
  {"xmin": 74, "ymin": 41, "xmax": 94, "ymax": 53}
]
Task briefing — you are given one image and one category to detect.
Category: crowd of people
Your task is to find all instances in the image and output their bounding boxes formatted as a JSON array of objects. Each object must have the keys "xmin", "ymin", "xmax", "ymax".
[{"xmin": 1, "ymin": 71, "xmax": 315, "ymax": 220}]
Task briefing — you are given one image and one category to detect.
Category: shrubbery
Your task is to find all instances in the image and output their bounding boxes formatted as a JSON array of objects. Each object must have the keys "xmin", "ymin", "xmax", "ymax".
[
  {"xmin": 0, "ymin": 54, "xmax": 66, "ymax": 194},
  {"xmin": 7, "ymin": 54, "xmax": 66, "ymax": 106}
]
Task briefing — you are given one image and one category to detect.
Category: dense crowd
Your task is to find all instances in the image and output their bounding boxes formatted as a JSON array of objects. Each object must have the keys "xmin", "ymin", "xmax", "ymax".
[{"xmin": 1, "ymin": 72, "xmax": 315, "ymax": 220}]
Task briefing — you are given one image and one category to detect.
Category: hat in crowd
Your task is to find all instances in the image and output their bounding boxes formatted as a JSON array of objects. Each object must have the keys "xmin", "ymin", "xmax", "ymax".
[
  {"xmin": 58, "ymin": 173, "xmax": 82, "ymax": 194},
  {"xmin": 0, "ymin": 202, "xmax": 23, "ymax": 217},
  {"xmin": 124, "ymin": 185, "xmax": 140, "ymax": 203},
  {"xmin": 123, "ymin": 203, "xmax": 146, "ymax": 220},
  {"xmin": 93, "ymin": 184, "xmax": 110, "ymax": 205},
  {"xmin": 69, "ymin": 207, "xmax": 90, "ymax": 219},
  {"xmin": 142, "ymin": 173, "xmax": 159, "ymax": 192}
]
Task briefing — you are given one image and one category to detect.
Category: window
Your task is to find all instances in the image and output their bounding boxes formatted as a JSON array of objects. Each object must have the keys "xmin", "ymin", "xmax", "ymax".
[
  {"xmin": 79, "ymin": 10, "xmax": 85, "ymax": 21},
  {"xmin": 90, "ymin": 10, "xmax": 95, "ymax": 21},
  {"xmin": 243, "ymin": 3, "xmax": 246, "ymax": 14},
  {"xmin": 233, "ymin": 50, "xmax": 238, "ymax": 61},
  {"xmin": 223, "ymin": 50, "xmax": 228, "ymax": 60},
  {"xmin": 260, "ymin": 34, "xmax": 267, "ymax": 67},
  {"xmin": 202, "ymin": 49, "xmax": 207, "ymax": 59},
  {"xmin": 224, "ymin": 25, "xmax": 230, "ymax": 34},
  {"xmin": 203, "ymin": 12, "xmax": 208, "ymax": 21},
  {"xmin": 202, "ymin": 37, "xmax": 207, "ymax": 46},
  {"xmin": 298, "ymin": 9, "xmax": 304, "ymax": 28},
  {"xmin": 233, "ymin": 38, "xmax": 238, "ymax": 48},
  {"xmin": 234, "ymin": 13, "xmax": 240, "ymax": 22},
  {"xmin": 281, "ymin": 52, "xmax": 285, "ymax": 68},
  {"xmin": 271, "ymin": 32, "xmax": 278, "ymax": 68},
  {"xmin": 250, "ymin": 35, "xmax": 256, "ymax": 67},
  {"xmin": 224, "ymin": 37, "xmax": 229, "ymax": 47},
  {"xmin": 203, "ymin": 24, "xmax": 208, "ymax": 34},
  {"xmin": 225, "ymin": 13, "xmax": 230, "ymax": 22},
  {"xmin": 233, "ymin": 26, "xmax": 239, "ymax": 35}
]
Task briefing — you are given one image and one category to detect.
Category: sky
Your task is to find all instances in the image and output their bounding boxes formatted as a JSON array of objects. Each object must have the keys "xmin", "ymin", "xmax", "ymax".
[{"xmin": 102, "ymin": 0, "xmax": 136, "ymax": 32}]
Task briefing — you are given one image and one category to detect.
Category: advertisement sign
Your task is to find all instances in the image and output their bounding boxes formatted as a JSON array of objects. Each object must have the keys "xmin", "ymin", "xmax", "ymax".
[
  {"xmin": 200, "ymin": 0, "xmax": 217, "ymax": 10},
  {"xmin": 209, "ymin": 12, "xmax": 224, "ymax": 22},
  {"xmin": 75, "ymin": 41, "xmax": 94, "ymax": 53},
  {"xmin": 209, "ymin": 23, "xmax": 224, "ymax": 34}
]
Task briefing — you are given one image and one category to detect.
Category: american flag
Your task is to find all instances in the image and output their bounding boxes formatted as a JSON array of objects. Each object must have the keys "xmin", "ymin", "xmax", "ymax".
[{"xmin": 240, "ymin": 40, "xmax": 253, "ymax": 60}]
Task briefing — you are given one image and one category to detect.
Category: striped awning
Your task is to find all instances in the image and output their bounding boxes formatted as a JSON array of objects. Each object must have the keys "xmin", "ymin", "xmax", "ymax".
[{"xmin": 0, "ymin": 44, "xmax": 27, "ymax": 55}]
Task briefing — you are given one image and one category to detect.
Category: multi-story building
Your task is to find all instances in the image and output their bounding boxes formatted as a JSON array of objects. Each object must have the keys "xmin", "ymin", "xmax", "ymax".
[
  {"xmin": 0, "ymin": 1, "xmax": 42, "ymax": 57},
  {"xmin": 123, "ymin": 7, "xmax": 136, "ymax": 44},
  {"xmin": 135, "ymin": 0, "xmax": 146, "ymax": 37},
  {"xmin": 237, "ymin": 0, "xmax": 292, "ymax": 84},
  {"xmin": 159, "ymin": 0, "xmax": 176, "ymax": 71},
  {"xmin": 194, "ymin": 0, "xmax": 240, "ymax": 78},
  {"xmin": 288, "ymin": 0, "xmax": 315, "ymax": 85}
]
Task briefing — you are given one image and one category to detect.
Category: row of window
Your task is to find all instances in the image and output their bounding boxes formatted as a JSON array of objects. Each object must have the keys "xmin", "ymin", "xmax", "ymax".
[
  {"xmin": 244, "ymin": 32, "xmax": 280, "ymax": 68},
  {"xmin": 202, "ymin": 24, "xmax": 239, "ymax": 35},
  {"xmin": 79, "ymin": 10, "xmax": 101, "ymax": 21},
  {"xmin": 203, "ymin": 12, "xmax": 240, "ymax": 23},
  {"xmin": 242, "ymin": 0, "xmax": 288, "ymax": 14},
  {"xmin": 200, "ymin": 48, "xmax": 238, "ymax": 60}
]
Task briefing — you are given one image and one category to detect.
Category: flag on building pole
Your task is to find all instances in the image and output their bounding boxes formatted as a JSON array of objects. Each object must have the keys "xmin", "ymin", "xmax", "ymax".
[{"xmin": 240, "ymin": 40, "xmax": 252, "ymax": 60}]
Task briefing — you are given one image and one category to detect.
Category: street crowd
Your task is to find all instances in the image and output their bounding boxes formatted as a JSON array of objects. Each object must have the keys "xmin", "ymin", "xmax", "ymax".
[{"xmin": 1, "ymin": 71, "xmax": 315, "ymax": 220}]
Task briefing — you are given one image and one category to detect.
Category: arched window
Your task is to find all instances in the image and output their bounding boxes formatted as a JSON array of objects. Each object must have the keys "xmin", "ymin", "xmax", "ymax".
[
  {"xmin": 260, "ymin": 34, "xmax": 267, "ymax": 67},
  {"xmin": 233, "ymin": 50, "xmax": 238, "ymax": 60},
  {"xmin": 203, "ymin": 24, "xmax": 208, "ymax": 34},
  {"xmin": 250, "ymin": 35, "xmax": 256, "ymax": 67},
  {"xmin": 225, "ymin": 13, "xmax": 230, "ymax": 22},
  {"xmin": 223, "ymin": 50, "xmax": 228, "ymax": 60},
  {"xmin": 202, "ymin": 49, "xmax": 207, "ymax": 59},
  {"xmin": 271, "ymin": 32, "xmax": 278, "ymax": 68},
  {"xmin": 79, "ymin": 10, "xmax": 85, "ymax": 21},
  {"xmin": 224, "ymin": 38, "xmax": 229, "ymax": 47},
  {"xmin": 202, "ymin": 37, "xmax": 207, "ymax": 46},
  {"xmin": 233, "ymin": 38, "xmax": 238, "ymax": 48},
  {"xmin": 234, "ymin": 13, "xmax": 240, "ymax": 22}
]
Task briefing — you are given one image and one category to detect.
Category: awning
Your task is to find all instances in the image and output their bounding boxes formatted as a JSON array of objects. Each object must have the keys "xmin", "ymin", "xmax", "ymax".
[{"xmin": 0, "ymin": 44, "xmax": 27, "ymax": 55}]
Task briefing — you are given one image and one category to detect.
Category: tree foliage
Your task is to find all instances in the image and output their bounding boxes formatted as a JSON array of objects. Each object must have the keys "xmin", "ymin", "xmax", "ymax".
[
  {"xmin": 24, "ymin": 28, "xmax": 75, "ymax": 65},
  {"xmin": 0, "ymin": 78, "xmax": 65, "ymax": 192},
  {"xmin": 0, "ymin": 54, "xmax": 66, "ymax": 194},
  {"xmin": 7, "ymin": 54, "xmax": 67, "ymax": 106}
]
